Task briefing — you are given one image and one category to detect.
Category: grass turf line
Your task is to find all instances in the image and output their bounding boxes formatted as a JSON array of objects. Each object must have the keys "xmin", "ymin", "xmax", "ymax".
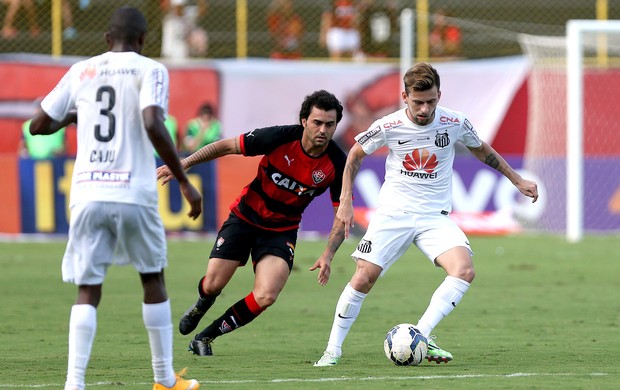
[{"xmin": 0, "ymin": 235, "xmax": 618, "ymax": 389}]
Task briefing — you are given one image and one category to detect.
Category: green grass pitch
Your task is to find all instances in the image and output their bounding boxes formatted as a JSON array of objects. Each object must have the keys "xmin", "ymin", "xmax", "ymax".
[{"xmin": 1, "ymin": 235, "xmax": 619, "ymax": 389}]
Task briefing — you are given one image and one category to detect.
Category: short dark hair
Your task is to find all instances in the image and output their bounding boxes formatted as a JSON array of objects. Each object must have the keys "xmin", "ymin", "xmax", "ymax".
[
  {"xmin": 108, "ymin": 6, "xmax": 148, "ymax": 43},
  {"xmin": 299, "ymin": 90, "xmax": 343, "ymax": 124},
  {"xmin": 198, "ymin": 103, "xmax": 215, "ymax": 117},
  {"xmin": 403, "ymin": 62, "xmax": 441, "ymax": 93}
]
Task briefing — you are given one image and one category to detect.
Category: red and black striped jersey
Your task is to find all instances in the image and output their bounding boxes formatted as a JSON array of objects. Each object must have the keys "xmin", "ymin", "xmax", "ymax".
[{"xmin": 231, "ymin": 125, "xmax": 346, "ymax": 231}]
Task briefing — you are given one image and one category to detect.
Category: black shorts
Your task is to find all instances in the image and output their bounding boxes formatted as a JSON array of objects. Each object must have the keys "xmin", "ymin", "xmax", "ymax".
[{"xmin": 209, "ymin": 212, "xmax": 298, "ymax": 271}]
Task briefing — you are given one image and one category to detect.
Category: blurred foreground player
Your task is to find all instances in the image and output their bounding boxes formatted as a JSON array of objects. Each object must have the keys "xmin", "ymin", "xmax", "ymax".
[{"xmin": 29, "ymin": 6, "xmax": 202, "ymax": 390}]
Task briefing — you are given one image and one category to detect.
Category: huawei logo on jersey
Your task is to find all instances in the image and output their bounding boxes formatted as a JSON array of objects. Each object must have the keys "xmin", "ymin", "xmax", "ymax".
[
  {"xmin": 401, "ymin": 148, "xmax": 439, "ymax": 179},
  {"xmin": 79, "ymin": 64, "xmax": 96, "ymax": 81},
  {"xmin": 312, "ymin": 170, "xmax": 326, "ymax": 184},
  {"xmin": 403, "ymin": 148, "xmax": 437, "ymax": 172}
]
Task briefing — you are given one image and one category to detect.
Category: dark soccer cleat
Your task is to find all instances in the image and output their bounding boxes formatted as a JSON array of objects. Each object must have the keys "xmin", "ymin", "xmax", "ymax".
[
  {"xmin": 179, "ymin": 298, "xmax": 208, "ymax": 335},
  {"xmin": 188, "ymin": 337, "xmax": 213, "ymax": 356}
]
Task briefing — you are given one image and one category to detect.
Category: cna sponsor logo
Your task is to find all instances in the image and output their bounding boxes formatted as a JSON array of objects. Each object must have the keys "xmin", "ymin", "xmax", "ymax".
[
  {"xmin": 381, "ymin": 119, "xmax": 404, "ymax": 130},
  {"xmin": 439, "ymin": 116, "xmax": 460, "ymax": 125},
  {"xmin": 271, "ymin": 172, "xmax": 315, "ymax": 196},
  {"xmin": 401, "ymin": 148, "xmax": 438, "ymax": 179},
  {"xmin": 79, "ymin": 64, "xmax": 97, "ymax": 81}
]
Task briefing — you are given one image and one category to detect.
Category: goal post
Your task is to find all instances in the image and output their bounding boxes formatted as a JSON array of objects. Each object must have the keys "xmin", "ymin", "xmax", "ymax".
[
  {"xmin": 519, "ymin": 20, "xmax": 620, "ymax": 241},
  {"xmin": 566, "ymin": 20, "xmax": 620, "ymax": 242}
]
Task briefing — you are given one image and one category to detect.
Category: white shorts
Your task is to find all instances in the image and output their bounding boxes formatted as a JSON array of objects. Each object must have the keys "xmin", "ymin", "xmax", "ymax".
[
  {"xmin": 326, "ymin": 27, "xmax": 361, "ymax": 54},
  {"xmin": 62, "ymin": 202, "xmax": 167, "ymax": 285},
  {"xmin": 351, "ymin": 212, "xmax": 473, "ymax": 276}
]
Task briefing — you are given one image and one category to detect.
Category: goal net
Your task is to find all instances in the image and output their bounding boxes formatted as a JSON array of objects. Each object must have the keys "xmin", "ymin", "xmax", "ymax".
[{"xmin": 518, "ymin": 20, "xmax": 620, "ymax": 241}]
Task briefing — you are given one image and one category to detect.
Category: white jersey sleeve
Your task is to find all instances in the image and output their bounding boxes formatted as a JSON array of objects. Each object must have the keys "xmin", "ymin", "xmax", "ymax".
[
  {"xmin": 355, "ymin": 106, "xmax": 482, "ymax": 215},
  {"xmin": 41, "ymin": 51, "xmax": 169, "ymax": 208},
  {"xmin": 41, "ymin": 72, "xmax": 75, "ymax": 122},
  {"xmin": 140, "ymin": 65, "xmax": 169, "ymax": 113},
  {"xmin": 354, "ymin": 122, "xmax": 386, "ymax": 155},
  {"xmin": 459, "ymin": 117, "xmax": 483, "ymax": 148}
]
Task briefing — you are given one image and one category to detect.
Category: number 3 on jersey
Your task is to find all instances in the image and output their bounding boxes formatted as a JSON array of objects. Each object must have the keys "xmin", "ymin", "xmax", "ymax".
[{"xmin": 95, "ymin": 85, "xmax": 116, "ymax": 142}]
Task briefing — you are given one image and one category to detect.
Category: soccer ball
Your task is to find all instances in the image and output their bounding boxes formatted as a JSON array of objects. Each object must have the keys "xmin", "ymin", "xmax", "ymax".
[{"xmin": 384, "ymin": 323, "xmax": 428, "ymax": 366}]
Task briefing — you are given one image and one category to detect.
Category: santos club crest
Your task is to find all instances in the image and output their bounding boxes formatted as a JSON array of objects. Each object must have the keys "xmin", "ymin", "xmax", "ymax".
[{"xmin": 435, "ymin": 131, "xmax": 450, "ymax": 148}]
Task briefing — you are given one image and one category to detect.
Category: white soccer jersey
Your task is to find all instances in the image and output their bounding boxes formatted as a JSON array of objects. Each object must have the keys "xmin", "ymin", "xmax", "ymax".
[
  {"xmin": 355, "ymin": 106, "xmax": 482, "ymax": 214},
  {"xmin": 41, "ymin": 51, "xmax": 169, "ymax": 208}
]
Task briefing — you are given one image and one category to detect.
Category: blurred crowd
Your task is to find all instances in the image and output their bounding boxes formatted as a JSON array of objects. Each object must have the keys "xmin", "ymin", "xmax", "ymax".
[{"xmin": 1, "ymin": 0, "xmax": 461, "ymax": 61}]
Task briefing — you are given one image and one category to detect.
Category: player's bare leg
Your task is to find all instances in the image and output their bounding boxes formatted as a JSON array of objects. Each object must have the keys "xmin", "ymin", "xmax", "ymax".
[
  {"xmin": 178, "ymin": 258, "xmax": 237, "ymax": 335},
  {"xmin": 189, "ymin": 255, "xmax": 289, "ymax": 356}
]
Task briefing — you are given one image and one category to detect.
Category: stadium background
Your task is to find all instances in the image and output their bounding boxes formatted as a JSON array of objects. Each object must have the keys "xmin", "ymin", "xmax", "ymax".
[
  {"xmin": 0, "ymin": 0, "xmax": 618, "ymax": 236},
  {"xmin": 1, "ymin": 0, "xmax": 618, "ymax": 59}
]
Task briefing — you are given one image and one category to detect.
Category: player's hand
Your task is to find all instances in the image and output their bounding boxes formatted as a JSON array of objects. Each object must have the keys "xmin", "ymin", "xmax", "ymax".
[
  {"xmin": 180, "ymin": 181, "xmax": 202, "ymax": 220},
  {"xmin": 518, "ymin": 179, "xmax": 539, "ymax": 203},
  {"xmin": 335, "ymin": 202, "xmax": 355, "ymax": 239},
  {"xmin": 309, "ymin": 256, "xmax": 331, "ymax": 286},
  {"xmin": 156, "ymin": 165, "xmax": 174, "ymax": 185}
]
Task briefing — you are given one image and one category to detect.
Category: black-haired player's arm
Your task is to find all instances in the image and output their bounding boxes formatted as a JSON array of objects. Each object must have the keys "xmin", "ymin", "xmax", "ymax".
[
  {"xmin": 156, "ymin": 136, "xmax": 240, "ymax": 185},
  {"xmin": 29, "ymin": 108, "xmax": 77, "ymax": 135},
  {"xmin": 182, "ymin": 137, "xmax": 240, "ymax": 169},
  {"xmin": 146, "ymin": 105, "xmax": 202, "ymax": 220},
  {"xmin": 310, "ymin": 207, "xmax": 346, "ymax": 286}
]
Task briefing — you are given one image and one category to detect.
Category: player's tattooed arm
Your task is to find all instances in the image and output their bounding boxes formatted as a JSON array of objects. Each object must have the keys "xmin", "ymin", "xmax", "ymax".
[
  {"xmin": 484, "ymin": 152, "xmax": 510, "ymax": 175},
  {"xmin": 326, "ymin": 216, "xmax": 346, "ymax": 255},
  {"xmin": 346, "ymin": 154, "xmax": 362, "ymax": 183},
  {"xmin": 182, "ymin": 137, "xmax": 240, "ymax": 169},
  {"xmin": 483, "ymin": 152, "xmax": 499, "ymax": 169},
  {"xmin": 471, "ymin": 142, "xmax": 539, "ymax": 202},
  {"xmin": 473, "ymin": 142, "xmax": 520, "ymax": 184},
  {"xmin": 485, "ymin": 152, "xmax": 512, "ymax": 177},
  {"xmin": 310, "ymin": 209, "xmax": 346, "ymax": 285},
  {"xmin": 340, "ymin": 143, "xmax": 366, "ymax": 202},
  {"xmin": 183, "ymin": 143, "xmax": 217, "ymax": 169}
]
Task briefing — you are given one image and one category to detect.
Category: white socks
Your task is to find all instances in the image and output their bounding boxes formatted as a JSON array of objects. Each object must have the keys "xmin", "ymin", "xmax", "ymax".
[
  {"xmin": 325, "ymin": 283, "xmax": 367, "ymax": 357},
  {"xmin": 64, "ymin": 304, "xmax": 97, "ymax": 390},
  {"xmin": 322, "ymin": 276, "xmax": 469, "ymax": 357},
  {"xmin": 64, "ymin": 301, "xmax": 177, "ymax": 389},
  {"xmin": 143, "ymin": 300, "xmax": 176, "ymax": 387},
  {"xmin": 416, "ymin": 276, "xmax": 470, "ymax": 338}
]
